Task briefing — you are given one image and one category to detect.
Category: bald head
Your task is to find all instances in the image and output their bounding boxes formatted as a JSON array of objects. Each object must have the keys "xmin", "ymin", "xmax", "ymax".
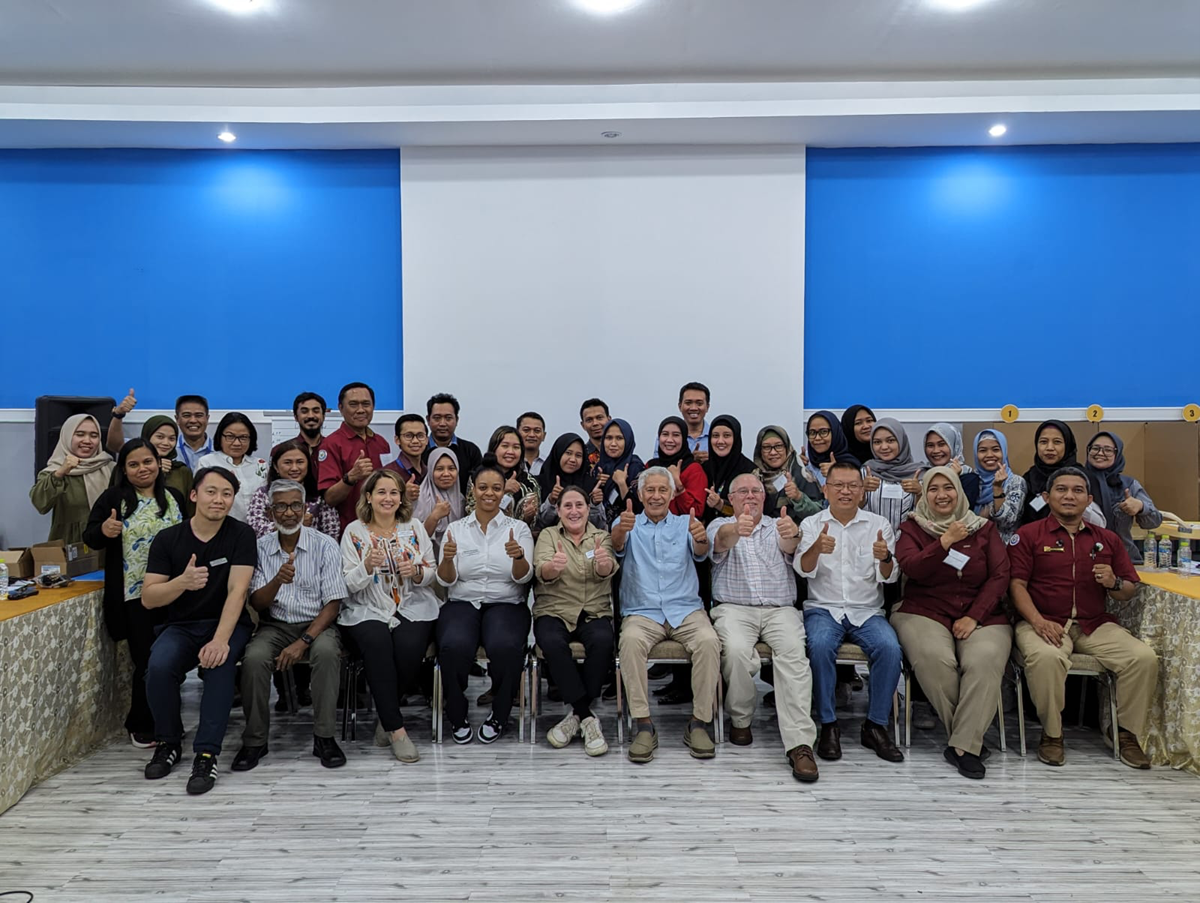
[{"xmin": 729, "ymin": 473, "xmax": 765, "ymax": 520}]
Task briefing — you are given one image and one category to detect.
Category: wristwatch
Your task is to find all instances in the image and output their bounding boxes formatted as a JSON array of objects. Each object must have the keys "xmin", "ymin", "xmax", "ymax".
[
  {"xmin": 301, "ymin": 633, "xmax": 315, "ymax": 646},
  {"xmin": 342, "ymin": 473, "xmax": 356, "ymax": 486},
  {"xmin": 881, "ymin": 551, "xmax": 894, "ymax": 564},
  {"xmin": 1110, "ymin": 576, "xmax": 1123, "ymax": 593},
  {"xmin": 111, "ymin": 408, "xmax": 126, "ymax": 420}
]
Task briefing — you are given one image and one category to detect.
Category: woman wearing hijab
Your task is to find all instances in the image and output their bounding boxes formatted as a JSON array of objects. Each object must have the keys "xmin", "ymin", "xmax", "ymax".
[
  {"xmin": 246, "ymin": 440, "xmax": 340, "ymax": 539},
  {"xmin": 892, "ymin": 467, "xmax": 1011, "ymax": 780},
  {"xmin": 141, "ymin": 415, "xmax": 194, "ymax": 512},
  {"xmin": 31, "ymin": 413, "xmax": 116, "ymax": 544},
  {"xmin": 646, "ymin": 416, "xmax": 708, "ymax": 519},
  {"xmin": 701, "ymin": 415, "xmax": 756, "ymax": 522},
  {"xmin": 752, "ymin": 425, "xmax": 821, "ymax": 521},
  {"xmin": 861, "ymin": 418, "xmax": 924, "ymax": 532},
  {"xmin": 415, "ymin": 446, "xmax": 465, "ymax": 554},
  {"xmin": 803, "ymin": 410, "xmax": 860, "ymax": 490},
  {"xmin": 536, "ymin": 433, "xmax": 605, "ymax": 529},
  {"xmin": 841, "ymin": 405, "xmax": 877, "ymax": 471},
  {"xmin": 595, "ymin": 418, "xmax": 645, "ymax": 527},
  {"xmin": 1020, "ymin": 420, "xmax": 1079, "ymax": 525},
  {"xmin": 83, "ymin": 439, "xmax": 185, "ymax": 748},
  {"xmin": 922, "ymin": 423, "xmax": 980, "ymax": 509},
  {"xmin": 1084, "ymin": 432, "xmax": 1162, "ymax": 563},
  {"xmin": 466, "ymin": 426, "xmax": 540, "ymax": 528},
  {"xmin": 972, "ymin": 429, "xmax": 1026, "ymax": 544}
]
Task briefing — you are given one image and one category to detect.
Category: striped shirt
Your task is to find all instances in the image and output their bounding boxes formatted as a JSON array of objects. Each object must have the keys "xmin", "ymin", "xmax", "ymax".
[
  {"xmin": 707, "ymin": 515, "xmax": 796, "ymax": 607},
  {"xmin": 249, "ymin": 526, "xmax": 347, "ymax": 623}
]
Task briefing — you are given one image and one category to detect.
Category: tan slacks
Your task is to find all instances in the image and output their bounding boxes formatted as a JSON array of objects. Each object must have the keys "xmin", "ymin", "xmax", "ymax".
[
  {"xmin": 619, "ymin": 610, "xmax": 720, "ymax": 722},
  {"xmin": 711, "ymin": 603, "xmax": 816, "ymax": 751},
  {"xmin": 1014, "ymin": 619, "xmax": 1158, "ymax": 739},
  {"xmin": 891, "ymin": 611, "xmax": 1011, "ymax": 756}
]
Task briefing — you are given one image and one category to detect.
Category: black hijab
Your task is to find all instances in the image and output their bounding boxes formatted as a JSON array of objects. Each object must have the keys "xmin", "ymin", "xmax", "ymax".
[
  {"xmin": 1022, "ymin": 419, "xmax": 1079, "ymax": 521},
  {"xmin": 702, "ymin": 414, "xmax": 755, "ymax": 496},
  {"xmin": 537, "ymin": 432, "xmax": 593, "ymax": 497},
  {"xmin": 840, "ymin": 405, "xmax": 876, "ymax": 468},
  {"xmin": 646, "ymin": 416, "xmax": 695, "ymax": 470}
]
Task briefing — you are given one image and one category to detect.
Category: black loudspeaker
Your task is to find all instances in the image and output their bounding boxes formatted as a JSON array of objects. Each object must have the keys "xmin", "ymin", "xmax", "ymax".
[{"xmin": 34, "ymin": 396, "xmax": 115, "ymax": 479}]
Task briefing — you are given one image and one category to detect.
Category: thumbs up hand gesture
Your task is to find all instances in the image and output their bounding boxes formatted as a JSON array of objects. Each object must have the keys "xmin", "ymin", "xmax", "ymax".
[
  {"xmin": 783, "ymin": 471, "xmax": 801, "ymax": 501},
  {"xmin": 872, "ymin": 529, "xmax": 890, "ymax": 561},
  {"xmin": 736, "ymin": 510, "xmax": 756, "ymax": 537},
  {"xmin": 348, "ymin": 451, "xmax": 374, "ymax": 483},
  {"xmin": 863, "ymin": 466, "xmax": 881, "ymax": 493},
  {"xmin": 365, "ymin": 543, "xmax": 388, "ymax": 571},
  {"xmin": 57, "ymin": 453, "xmax": 81, "ymax": 477},
  {"xmin": 688, "ymin": 514, "xmax": 708, "ymax": 546},
  {"xmin": 815, "ymin": 522, "xmax": 837, "ymax": 555},
  {"xmin": 549, "ymin": 475, "xmax": 563, "ymax": 505},
  {"xmin": 940, "ymin": 520, "xmax": 970, "ymax": 550},
  {"xmin": 592, "ymin": 537, "xmax": 612, "ymax": 572},
  {"xmin": 776, "ymin": 505, "xmax": 798, "ymax": 541},
  {"xmin": 819, "ymin": 452, "xmax": 837, "ymax": 479},
  {"xmin": 504, "ymin": 527, "xmax": 524, "ymax": 560},
  {"xmin": 617, "ymin": 499, "xmax": 637, "ymax": 534},
  {"xmin": 442, "ymin": 530, "xmax": 457, "ymax": 562},
  {"xmin": 405, "ymin": 474, "xmax": 421, "ymax": 501},
  {"xmin": 277, "ymin": 551, "xmax": 297, "ymax": 584},
  {"xmin": 181, "ymin": 554, "xmax": 208, "ymax": 590},
  {"xmin": 901, "ymin": 470, "xmax": 924, "ymax": 497},
  {"xmin": 1117, "ymin": 488, "xmax": 1144, "ymax": 517},
  {"xmin": 396, "ymin": 545, "xmax": 416, "ymax": 579},
  {"xmin": 550, "ymin": 540, "xmax": 569, "ymax": 572},
  {"xmin": 101, "ymin": 508, "xmax": 124, "ymax": 539},
  {"xmin": 114, "ymin": 388, "xmax": 137, "ymax": 417}
]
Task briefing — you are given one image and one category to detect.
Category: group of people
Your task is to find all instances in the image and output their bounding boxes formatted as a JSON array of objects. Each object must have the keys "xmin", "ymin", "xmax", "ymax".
[{"xmin": 29, "ymin": 383, "xmax": 1163, "ymax": 794}]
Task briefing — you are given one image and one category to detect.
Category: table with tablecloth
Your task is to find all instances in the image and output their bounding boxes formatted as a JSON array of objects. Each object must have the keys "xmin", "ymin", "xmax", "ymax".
[
  {"xmin": 0, "ymin": 581, "xmax": 132, "ymax": 814},
  {"xmin": 1117, "ymin": 570, "xmax": 1200, "ymax": 776}
]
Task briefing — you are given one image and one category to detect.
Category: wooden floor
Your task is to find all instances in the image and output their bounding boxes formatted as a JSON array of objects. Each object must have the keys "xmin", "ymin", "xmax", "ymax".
[{"xmin": 2, "ymin": 673, "xmax": 1199, "ymax": 903}]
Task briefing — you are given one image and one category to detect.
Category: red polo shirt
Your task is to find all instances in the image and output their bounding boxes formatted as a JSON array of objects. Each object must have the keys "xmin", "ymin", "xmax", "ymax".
[
  {"xmin": 1008, "ymin": 516, "xmax": 1139, "ymax": 634},
  {"xmin": 317, "ymin": 422, "xmax": 390, "ymax": 530}
]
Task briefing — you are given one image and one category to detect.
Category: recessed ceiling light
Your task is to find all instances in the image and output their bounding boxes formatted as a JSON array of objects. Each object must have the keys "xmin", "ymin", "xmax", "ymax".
[
  {"xmin": 218, "ymin": 130, "xmax": 237, "ymax": 143},
  {"xmin": 988, "ymin": 123, "xmax": 1007, "ymax": 138},
  {"xmin": 208, "ymin": 0, "xmax": 264, "ymax": 14},
  {"xmin": 572, "ymin": 0, "xmax": 642, "ymax": 15},
  {"xmin": 601, "ymin": 130, "xmax": 622, "ymax": 139},
  {"xmin": 928, "ymin": 0, "xmax": 993, "ymax": 10}
]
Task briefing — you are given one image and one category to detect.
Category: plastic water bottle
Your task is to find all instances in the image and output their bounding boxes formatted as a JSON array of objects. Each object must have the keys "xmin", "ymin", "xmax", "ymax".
[
  {"xmin": 1143, "ymin": 535, "xmax": 1156, "ymax": 569},
  {"xmin": 0, "ymin": 558, "xmax": 7, "ymax": 601},
  {"xmin": 1178, "ymin": 539, "xmax": 1192, "ymax": 575},
  {"xmin": 1158, "ymin": 534, "xmax": 1174, "ymax": 570}
]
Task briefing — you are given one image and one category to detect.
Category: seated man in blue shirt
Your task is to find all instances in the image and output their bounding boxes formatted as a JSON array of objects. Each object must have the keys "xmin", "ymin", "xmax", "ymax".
[{"xmin": 613, "ymin": 466, "xmax": 717, "ymax": 763}]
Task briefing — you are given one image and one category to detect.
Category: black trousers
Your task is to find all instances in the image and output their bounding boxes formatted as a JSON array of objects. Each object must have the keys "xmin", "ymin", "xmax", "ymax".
[
  {"xmin": 344, "ymin": 617, "xmax": 435, "ymax": 732},
  {"xmin": 124, "ymin": 598, "xmax": 166, "ymax": 735},
  {"xmin": 437, "ymin": 601, "xmax": 530, "ymax": 728},
  {"xmin": 534, "ymin": 614, "xmax": 613, "ymax": 715}
]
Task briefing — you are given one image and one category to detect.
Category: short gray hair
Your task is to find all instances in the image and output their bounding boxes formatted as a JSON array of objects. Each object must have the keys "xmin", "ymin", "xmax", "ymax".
[
  {"xmin": 267, "ymin": 478, "xmax": 307, "ymax": 504},
  {"xmin": 637, "ymin": 465, "xmax": 676, "ymax": 495},
  {"xmin": 730, "ymin": 472, "xmax": 762, "ymax": 494}
]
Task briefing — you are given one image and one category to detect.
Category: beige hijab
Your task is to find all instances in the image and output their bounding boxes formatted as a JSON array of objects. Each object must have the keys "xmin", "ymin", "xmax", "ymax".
[
  {"xmin": 40, "ymin": 413, "xmax": 115, "ymax": 507},
  {"xmin": 910, "ymin": 466, "xmax": 987, "ymax": 537}
]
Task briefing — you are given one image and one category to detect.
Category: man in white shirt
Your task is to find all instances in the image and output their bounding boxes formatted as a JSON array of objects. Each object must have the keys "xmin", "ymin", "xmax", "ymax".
[
  {"xmin": 708, "ymin": 474, "xmax": 818, "ymax": 783},
  {"xmin": 796, "ymin": 461, "xmax": 904, "ymax": 764}
]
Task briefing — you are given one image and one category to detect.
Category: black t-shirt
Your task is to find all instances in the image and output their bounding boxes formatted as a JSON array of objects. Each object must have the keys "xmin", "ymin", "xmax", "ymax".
[{"xmin": 146, "ymin": 517, "xmax": 258, "ymax": 624}]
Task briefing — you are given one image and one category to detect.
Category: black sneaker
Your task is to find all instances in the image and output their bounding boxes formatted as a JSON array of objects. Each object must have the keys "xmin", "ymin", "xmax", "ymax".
[
  {"xmin": 451, "ymin": 723, "xmax": 473, "ymax": 745},
  {"xmin": 477, "ymin": 718, "xmax": 503, "ymax": 744},
  {"xmin": 186, "ymin": 753, "xmax": 220, "ymax": 795},
  {"xmin": 144, "ymin": 743, "xmax": 181, "ymax": 780}
]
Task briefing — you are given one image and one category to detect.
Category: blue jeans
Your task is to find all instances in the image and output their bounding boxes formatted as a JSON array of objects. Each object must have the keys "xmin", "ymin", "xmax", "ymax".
[
  {"xmin": 803, "ymin": 607, "xmax": 901, "ymax": 728},
  {"xmin": 146, "ymin": 619, "xmax": 252, "ymax": 755}
]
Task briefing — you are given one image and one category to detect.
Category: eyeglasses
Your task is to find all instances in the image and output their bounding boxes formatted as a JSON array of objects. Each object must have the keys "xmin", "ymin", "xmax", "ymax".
[
  {"xmin": 400, "ymin": 431, "xmax": 428, "ymax": 442},
  {"xmin": 1089, "ymin": 447, "xmax": 1117, "ymax": 458},
  {"xmin": 731, "ymin": 488, "xmax": 765, "ymax": 497},
  {"xmin": 807, "ymin": 428, "xmax": 831, "ymax": 439},
  {"xmin": 828, "ymin": 481, "xmax": 862, "ymax": 491},
  {"xmin": 760, "ymin": 443, "xmax": 786, "ymax": 454},
  {"xmin": 221, "ymin": 432, "xmax": 251, "ymax": 444},
  {"xmin": 269, "ymin": 502, "xmax": 307, "ymax": 515}
]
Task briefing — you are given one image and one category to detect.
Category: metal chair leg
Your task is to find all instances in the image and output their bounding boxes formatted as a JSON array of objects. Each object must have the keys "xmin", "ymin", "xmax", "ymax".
[
  {"xmin": 714, "ymin": 677, "xmax": 724, "ymax": 746},
  {"xmin": 904, "ymin": 667, "xmax": 912, "ymax": 749},
  {"xmin": 529, "ymin": 657, "xmax": 539, "ymax": 746},
  {"xmin": 1107, "ymin": 672, "xmax": 1120, "ymax": 761},
  {"xmin": 340, "ymin": 660, "xmax": 351, "ymax": 742},
  {"xmin": 433, "ymin": 662, "xmax": 443, "ymax": 744},
  {"xmin": 518, "ymin": 656, "xmax": 527, "ymax": 743},
  {"xmin": 614, "ymin": 659, "xmax": 625, "ymax": 746},
  {"xmin": 1015, "ymin": 666, "xmax": 1027, "ymax": 757},
  {"xmin": 997, "ymin": 697, "xmax": 1007, "ymax": 753}
]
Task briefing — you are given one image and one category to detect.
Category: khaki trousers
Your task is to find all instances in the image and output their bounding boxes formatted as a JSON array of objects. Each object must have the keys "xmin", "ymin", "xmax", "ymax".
[
  {"xmin": 619, "ymin": 611, "xmax": 720, "ymax": 722},
  {"xmin": 711, "ymin": 604, "xmax": 816, "ymax": 751},
  {"xmin": 241, "ymin": 619, "xmax": 343, "ymax": 745},
  {"xmin": 891, "ymin": 612, "xmax": 1011, "ymax": 756},
  {"xmin": 1014, "ymin": 619, "xmax": 1158, "ymax": 739}
]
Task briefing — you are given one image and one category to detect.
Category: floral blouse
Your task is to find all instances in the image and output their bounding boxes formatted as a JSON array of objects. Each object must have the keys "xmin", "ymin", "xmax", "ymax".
[{"xmin": 122, "ymin": 493, "xmax": 183, "ymax": 601}]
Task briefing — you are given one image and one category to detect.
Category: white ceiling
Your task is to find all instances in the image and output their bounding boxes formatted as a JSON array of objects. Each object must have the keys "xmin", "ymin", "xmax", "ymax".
[
  {"xmin": 0, "ymin": 0, "xmax": 1197, "ymax": 148},
  {"xmin": 1, "ymin": 0, "xmax": 1197, "ymax": 87}
]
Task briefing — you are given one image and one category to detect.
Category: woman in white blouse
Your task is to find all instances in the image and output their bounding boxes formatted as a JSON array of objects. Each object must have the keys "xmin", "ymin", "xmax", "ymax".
[
  {"xmin": 436, "ymin": 461, "xmax": 535, "ymax": 745},
  {"xmin": 340, "ymin": 469, "xmax": 437, "ymax": 763},
  {"xmin": 196, "ymin": 412, "xmax": 268, "ymax": 523}
]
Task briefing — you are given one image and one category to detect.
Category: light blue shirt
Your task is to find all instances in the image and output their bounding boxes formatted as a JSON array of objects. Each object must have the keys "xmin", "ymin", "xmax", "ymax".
[
  {"xmin": 177, "ymin": 434, "xmax": 213, "ymax": 471},
  {"xmin": 615, "ymin": 512, "xmax": 705, "ymax": 628},
  {"xmin": 686, "ymin": 420, "xmax": 710, "ymax": 455}
]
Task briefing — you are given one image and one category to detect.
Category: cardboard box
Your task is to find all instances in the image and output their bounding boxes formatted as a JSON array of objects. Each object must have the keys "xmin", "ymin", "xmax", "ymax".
[
  {"xmin": 0, "ymin": 548, "xmax": 35, "ymax": 579},
  {"xmin": 30, "ymin": 539, "xmax": 101, "ymax": 578}
]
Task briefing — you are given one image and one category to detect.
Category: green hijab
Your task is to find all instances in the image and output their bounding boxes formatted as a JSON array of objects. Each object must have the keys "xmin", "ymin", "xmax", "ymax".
[{"xmin": 141, "ymin": 415, "xmax": 180, "ymax": 461}]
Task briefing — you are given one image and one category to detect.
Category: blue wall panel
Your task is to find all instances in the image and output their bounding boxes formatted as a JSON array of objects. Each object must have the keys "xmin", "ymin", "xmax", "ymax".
[
  {"xmin": 804, "ymin": 144, "xmax": 1200, "ymax": 410},
  {"xmin": 0, "ymin": 149, "xmax": 402, "ymax": 409}
]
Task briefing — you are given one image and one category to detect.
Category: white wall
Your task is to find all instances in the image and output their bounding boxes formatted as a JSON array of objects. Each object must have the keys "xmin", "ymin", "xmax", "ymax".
[{"xmin": 401, "ymin": 145, "xmax": 806, "ymax": 457}]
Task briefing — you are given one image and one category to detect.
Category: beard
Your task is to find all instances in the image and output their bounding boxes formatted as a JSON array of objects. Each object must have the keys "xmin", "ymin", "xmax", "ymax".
[
  {"xmin": 277, "ymin": 521, "xmax": 302, "ymax": 535},
  {"xmin": 300, "ymin": 425, "xmax": 322, "ymax": 440}
]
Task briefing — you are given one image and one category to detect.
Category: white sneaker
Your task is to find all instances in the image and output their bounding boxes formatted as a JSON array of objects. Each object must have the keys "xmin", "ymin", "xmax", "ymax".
[
  {"xmin": 547, "ymin": 712, "xmax": 581, "ymax": 749},
  {"xmin": 580, "ymin": 715, "xmax": 608, "ymax": 757}
]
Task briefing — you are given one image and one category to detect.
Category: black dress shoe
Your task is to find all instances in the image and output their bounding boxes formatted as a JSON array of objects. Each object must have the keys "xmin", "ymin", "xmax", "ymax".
[
  {"xmin": 861, "ymin": 721, "xmax": 905, "ymax": 763},
  {"xmin": 817, "ymin": 722, "xmax": 842, "ymax": 761},
  {"xmin": 312, "ymin": 736, "xmax": 346, "ymax": 768},
  {"xmin": 763, "ymin": 691, "xmax": 776, "ymax": 709},
  {"xmin": 647, "ymin": 663, "xmax": 672, "ymax": 680},
  {"xmin": 656, "ymin": 687, "xmax": 693, "ymax": 705},
  {"xmin": 944, "ymin": 746, "xmax": 985, "ymax": 779},
  {"xmin": 231, "ymin": 744, "xmax": 268, "ymax": 772},
  {"xmin": 602, "ymin": 681, "xmax": 618, "ymax": 701}
]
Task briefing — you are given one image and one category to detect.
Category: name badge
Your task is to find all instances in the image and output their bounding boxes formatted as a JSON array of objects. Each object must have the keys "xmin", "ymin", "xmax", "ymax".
[
  {"xmin": 500, "ymin": 494, "xmax": 514, "ymax": 512},
  {"xmin": 943, "ymin": 549, "xmax": 970, "ymax": 570},
  {"xmin": 585, "ymin": 549, "xmax": 596, "ymax": 560},
  {"xmin": 1042, "ymin": 546, "xmax": 1065, "ymax": 553},
  {"xmin": 772, "ymin": 474, "xmax": 788, "ymax": 492},
  {"xmin": 881, "ymin": 482, "xmax": 905, "ymax": 500},
  {"xmin": 1030, "ymin": 495, "xmax": 1047, "ymax": 512},
  {"xmin": 209, "ymin": 557, "xmax": 228, "ymax": 566},
  {"xmin": 608, "ymin": 486, "xmax": 619, "ymax": 504}
]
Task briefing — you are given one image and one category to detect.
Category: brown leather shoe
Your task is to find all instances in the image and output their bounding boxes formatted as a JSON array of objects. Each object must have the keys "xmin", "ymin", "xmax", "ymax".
[
  {"xmin": 860, "ymin": 721, "xmax": 904, "ymax": 762},
  {"xmin": 1108, "ymin": 728, "xmax": 1151, "ymax": 770},
  {"xmin": 786, "ymin": 745, "xmax": 819, "ymax": 783},
  {"xmin": 729, "ymin": 725, "xmax": 753, "ymax": 746},
  {"xmin": 1037, "ymin": 731, "xmax": 1065, "ymax": 766},
  {"xmin": 817, "ymin": 722, "xmax": 841, "ymax": 761}
]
